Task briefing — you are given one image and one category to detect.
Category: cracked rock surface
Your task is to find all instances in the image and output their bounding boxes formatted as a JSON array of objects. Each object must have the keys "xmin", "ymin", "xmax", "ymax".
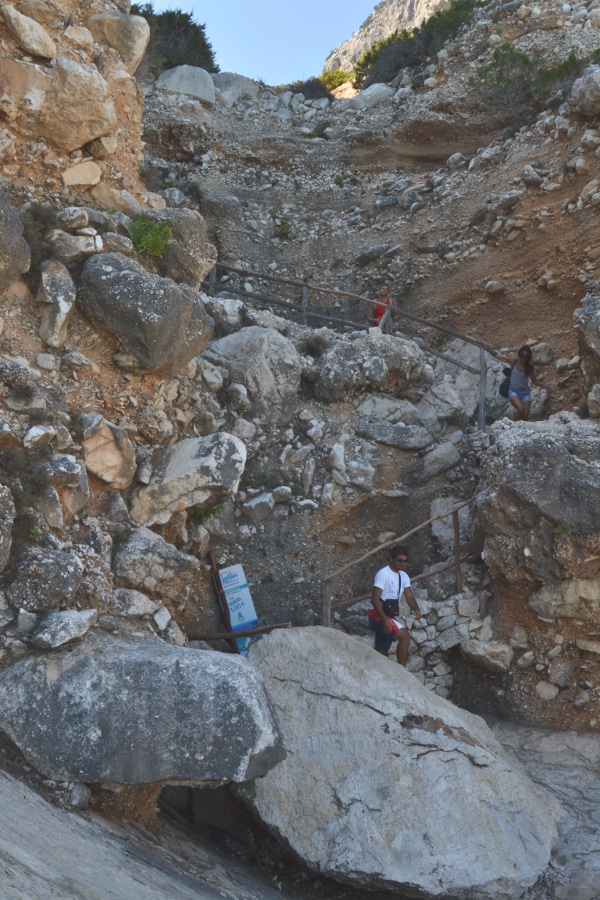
[{"xmin": 241, "ymin": 627, "xmax": 560, "ymax": 899}]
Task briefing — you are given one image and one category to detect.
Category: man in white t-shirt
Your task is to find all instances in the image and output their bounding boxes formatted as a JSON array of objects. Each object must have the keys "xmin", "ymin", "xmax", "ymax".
[{"xmin": 368, "ymin": 545, "xmax": 421, "ymax": 666}]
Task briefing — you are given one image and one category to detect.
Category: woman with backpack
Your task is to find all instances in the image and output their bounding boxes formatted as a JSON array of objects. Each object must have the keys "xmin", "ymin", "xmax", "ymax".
[{"xmin": 494, "ymin": 344, "xmax": 542, "ymax": 421}]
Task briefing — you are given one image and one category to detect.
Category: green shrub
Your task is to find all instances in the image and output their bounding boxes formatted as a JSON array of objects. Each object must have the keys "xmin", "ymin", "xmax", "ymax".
[
  {"xmin": 319, "ymin": 68, "xmax": 353, "ymax": 90},
  {"xmin": 334, "ymin": 174, "xmax": 343, "ymax": 186},
  {"xmin": 305, "ymin": 120, "xmax": 332, "ymax": 139},
  {"xmin": 286, "ymin": 76, "xmax": 332, "ymax": 99},
  {"xmin": 22, "ymin": 201, "xmax": 57, "ymax": 235},
  {"xmin": 354, "ymin": 0, "xmax": 482, "ymax": 88},
  {"xmin": 191, "ymin": 503, "xmax": 226, "ymax": 523},
  {"xmin": 128, "ymin": 214, "xmax": 172, "ymax": 258},
  {"xmin": 277, "ymin": 221, "xmax": 291, "ymax": 239},
  {"xmin": 471, "ymin": 45, "xmax": 587, "ymax": 124},
  {"xmin": 131, "ymin": 3, "xmax": 218, "ymax": 77},
  {"xmin": 353, "ymin": 30, "xmax": 416, "ymax": 88}
]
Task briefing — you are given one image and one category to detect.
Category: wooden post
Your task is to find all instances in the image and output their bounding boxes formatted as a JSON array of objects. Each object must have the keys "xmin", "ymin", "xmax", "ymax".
[
  {"xmin": 322, "ymin": 580, "xmax": 332, "ymax": 627},
  {"xmin": 301, "ymin": 284, "xmax": 309, "ymax": 326},
  {"xmin": 208, "ymin": 266, "xmax": 217, "ymax": 296},
  {"xmin": 478, "ymin": 347, "xmax": 487, "ymax": 431},
  {"xmin": 452, "ymin": 510, "xmax": 463, "ymax": 594}
]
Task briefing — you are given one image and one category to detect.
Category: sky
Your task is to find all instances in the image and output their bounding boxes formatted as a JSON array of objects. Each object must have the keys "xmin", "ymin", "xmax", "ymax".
[{"xmin": 151, "ymin": 0, "xmax": 378, "ymax": 85}]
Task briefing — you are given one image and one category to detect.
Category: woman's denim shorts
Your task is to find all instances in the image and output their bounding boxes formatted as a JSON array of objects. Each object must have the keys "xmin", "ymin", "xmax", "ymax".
[{"xmin": 508, "ymin": 389, "xmax": 531, "ymax": 402}]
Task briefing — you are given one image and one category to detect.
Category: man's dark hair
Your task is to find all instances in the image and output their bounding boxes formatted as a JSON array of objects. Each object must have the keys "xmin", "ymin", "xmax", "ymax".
[{"xmin": 390, "ymin": 545, "xmax": 409, "ymax": 558}]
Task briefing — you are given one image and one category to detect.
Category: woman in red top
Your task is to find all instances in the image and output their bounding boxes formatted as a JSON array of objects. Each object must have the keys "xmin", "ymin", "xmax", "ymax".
[{"xmin": 367, "ymin": 284, "xmax": 396, "ymax": 329}]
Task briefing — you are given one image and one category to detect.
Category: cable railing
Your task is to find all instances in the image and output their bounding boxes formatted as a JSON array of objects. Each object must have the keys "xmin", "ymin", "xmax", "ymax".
[{"xmin": 203, "ymin": 262, "xmax": 495, "ymax": 430}]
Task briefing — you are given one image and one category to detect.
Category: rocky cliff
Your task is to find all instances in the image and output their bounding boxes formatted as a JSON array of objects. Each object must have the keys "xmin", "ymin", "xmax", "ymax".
[
  {"xmin": 325, "ymin": 0, "xmax": 446, "ymax": 71},
  {"xmin": 2, "ymin": 0, "xmax": 600, "ymax": 896}
]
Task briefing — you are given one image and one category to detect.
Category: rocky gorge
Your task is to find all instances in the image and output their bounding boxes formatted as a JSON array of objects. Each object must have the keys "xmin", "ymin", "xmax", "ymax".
[{"xmin": 2, "ymin": 0, "xmax": 600, "ymax": 897}]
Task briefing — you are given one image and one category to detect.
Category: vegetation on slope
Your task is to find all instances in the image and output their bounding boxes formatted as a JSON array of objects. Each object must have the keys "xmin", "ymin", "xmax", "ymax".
[
  {"xmin": 131, "ymin": 3, "xmax": 219, "ymax": 77},
  {"xmin": 353, "ymin": 0, "xmax": 485, "ymax": 88},
  {"xmin": 472, "ymin": 45, "xmax": 598, "ymax": 124}
]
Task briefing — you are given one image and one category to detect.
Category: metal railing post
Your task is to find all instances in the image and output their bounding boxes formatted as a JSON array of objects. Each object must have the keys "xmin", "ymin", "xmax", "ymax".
[
  {"xmin": 301, "ymin": 284, "xmax": 309, "ymax": 326},
  {"xmin": 478, "ymin": 347, "xmax": 487, "ymax": 431},
  {"xmin": 452, "ymin": 510, "xmax": 463, "ymax": 593},
  {"xmin": 322, "ymin": 580, "xmax": 332, "ymax": 627}
]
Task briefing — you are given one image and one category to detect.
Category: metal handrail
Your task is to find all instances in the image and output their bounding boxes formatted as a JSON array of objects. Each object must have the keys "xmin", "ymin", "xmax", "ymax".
[
  {"xmin": 321, "ymin": 498, "xmax": 472, "ymax": 626},
  {"xmin": 211, "ymin": 261, "xmax": 497, "ymax": 354},
  {"xmin": 205, "ymin": 262, "xmax": 492, "ymax": 429}
]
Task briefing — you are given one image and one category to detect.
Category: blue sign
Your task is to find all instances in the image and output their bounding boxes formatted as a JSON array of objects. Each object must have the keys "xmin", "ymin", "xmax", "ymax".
[{"xmin": 220, "ymin": 564, "xmax": 258, "ymax": 655}]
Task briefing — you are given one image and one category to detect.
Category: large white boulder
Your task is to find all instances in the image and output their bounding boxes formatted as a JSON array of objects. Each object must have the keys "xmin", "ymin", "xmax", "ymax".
[
  {"xmin": 1, "ymin": 4, "xmax": 56, "ymax": 58},
  {"xmin": 571, "ymin": 65, "xmax": 600, "ymax": 117},
  {"xmin": 304, "ymin": 330, "xmax": 423, "ymax": 402},
  {"xmin": 473, "ymin": 414, "xmax": 600, "ymax": 591},
  {"xmin": 348, "ymin": 83, "xmax": 394, "ymax": 110},
  {"xmin": 203, "ymin": 326, "xmax": 302, "ymax": 420},
  {"xmin": 129, "ymin": 433, "xmax": 246, "ymax": 526},
  {"xmin": 0, "ymin": 634, "xmax": 285, "ymax": 784},
  {"xmin": 156, "ymin": 65, "xmax": 216, "ymax": 105},
  {"xmin": 85, "ymin": 13, "xmax": 150, "ymax": 75},
  {"xmin": 37, "ymin": 259, "xmax": 76, "ymax": 348},
  {"xmin": 79, "ymin": 253, "xmax": 214, "ymax": 374},
  {"xmin": 212, "ymin": 72, "xmax": 260, "ymax": 107},
  {"xmin": 242, "ymin": 627, "xmax": 560, "ymax": 898},
  {"xmin": 0, "ymin": 56, "xmax": 116, "ymax": 151}
]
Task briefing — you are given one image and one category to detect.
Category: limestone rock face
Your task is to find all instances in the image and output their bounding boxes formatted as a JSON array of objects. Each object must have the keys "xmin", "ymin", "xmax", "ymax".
[
  {"xmin": 528, "ymin": 578, "xmax": 600, "ymax": 622},
  {"xmin": 109, "ymin": 588, "xmax": 159, "ymax": 618},
  {"xmin": 84, "ymin": 13, "xmax": 150, "ymax": 75},
  {"xmin": 5, "ymin": 548, "xmax": 84, "ymax": 612},
  {"xmin": 492, "ymin": 722, "xmax": 600, "ymax": 899},
  {"xmin": 30, "ymin": 608, "xmax": 98, "ymax": 650},
  {"xmin": 36, "ymin": 259, "xmax": 76, "ymax": 348},
  {"xmin": 0, "ymin": 486, "xmax": 16, "ymax": 573},
  {"xmin": 156, "ymin": 65, "xmax": 216, "ymax": 105},
  {"xmin": 0, "ymin": 57, "xmax": 116, "ymax": 151},
  {"xmin": 357, "ymin": 394, "xmax": 421, "ymax": 424},
  {"xmin": 212, "ymin": 72, "xmax": 260, "ymax": 108},
  {"xmin": 419, "ymin": 340, "xmax": 546, "ymax": 433},
  {"xmin": 141, "ymin": 209, "xmax": 216, "ymax": 288},
  {"xmin": 574, "ymin": 281, "xmax": 600, "ymax": 388},
  {"xmin": 460, "ymin": 639, "xmax": 514, "ymax": 673},
  {"xmin": 571, "ymin": 65, "xmax": 600, "ymax": 116},
  {"xmin": 354, "ymin": 416, "xmax": 432, "ymax": 449},
  {"xmin": 474, "ymin": 415, "xmax": 600, "ymax": 591},
  {"xmin": 242, "ymin": 628, "xmax": 559, "ymax": 897},
  {"xmin": 305, "ymin": 331, "xmax": 423, "ymax": 402},
  {"xmin": 1, "ymin": 4, "xmax": 56, "ymax": 59},
  {"xmin": 203, "ymin": 327, "xmax": 302, "ymax": 421},
  {"xmin": 129, "ymin": 433, "xmax": 246, "ymax": 526},
  {"xmin": 0, "ymin": 770, "xmax": 290, "ymax": 899},
  {"xmin": 82, "ymin": 417, "xmax": 136, "ymax": 491},
  {"xmin": 347, "ymin": 83, "xmax": 394, "ymax": 109},
  {"xmin": 0, "ymin": 634, "xmax": 285, "ymax": 784},
  {"xmin": 0, "ymin": 179, "xmax": 30, "ymax": 292},
  {"xmin": 79, "ymin": 253, "xmax": 213, "ymax": 374},
  {"xmin": 111, "ymin": 527, "xmax": 199, "ymax": 600},
  {"xmin": 16, "ymin": 0, "xmax": 58, "ymax": 25},
  {"xmin": 325, "ymin": 0, "xmax": 443, "ymax": 70},
  {"xmin": 49, "ymin": 231, "xmax": 98, "ymax": 267}
]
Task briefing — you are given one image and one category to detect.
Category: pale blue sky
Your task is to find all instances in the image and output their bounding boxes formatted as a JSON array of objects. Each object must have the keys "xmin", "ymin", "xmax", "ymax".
[{"xmin": 151, "ymin": 0, "xmax": 377, "ymax": 85}]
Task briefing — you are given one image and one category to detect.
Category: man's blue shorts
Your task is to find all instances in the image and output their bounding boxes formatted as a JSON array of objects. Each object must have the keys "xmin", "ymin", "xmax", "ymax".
[{"xmin": 369, "ymin": 617, "xmax": 404, "ymax": 654}]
